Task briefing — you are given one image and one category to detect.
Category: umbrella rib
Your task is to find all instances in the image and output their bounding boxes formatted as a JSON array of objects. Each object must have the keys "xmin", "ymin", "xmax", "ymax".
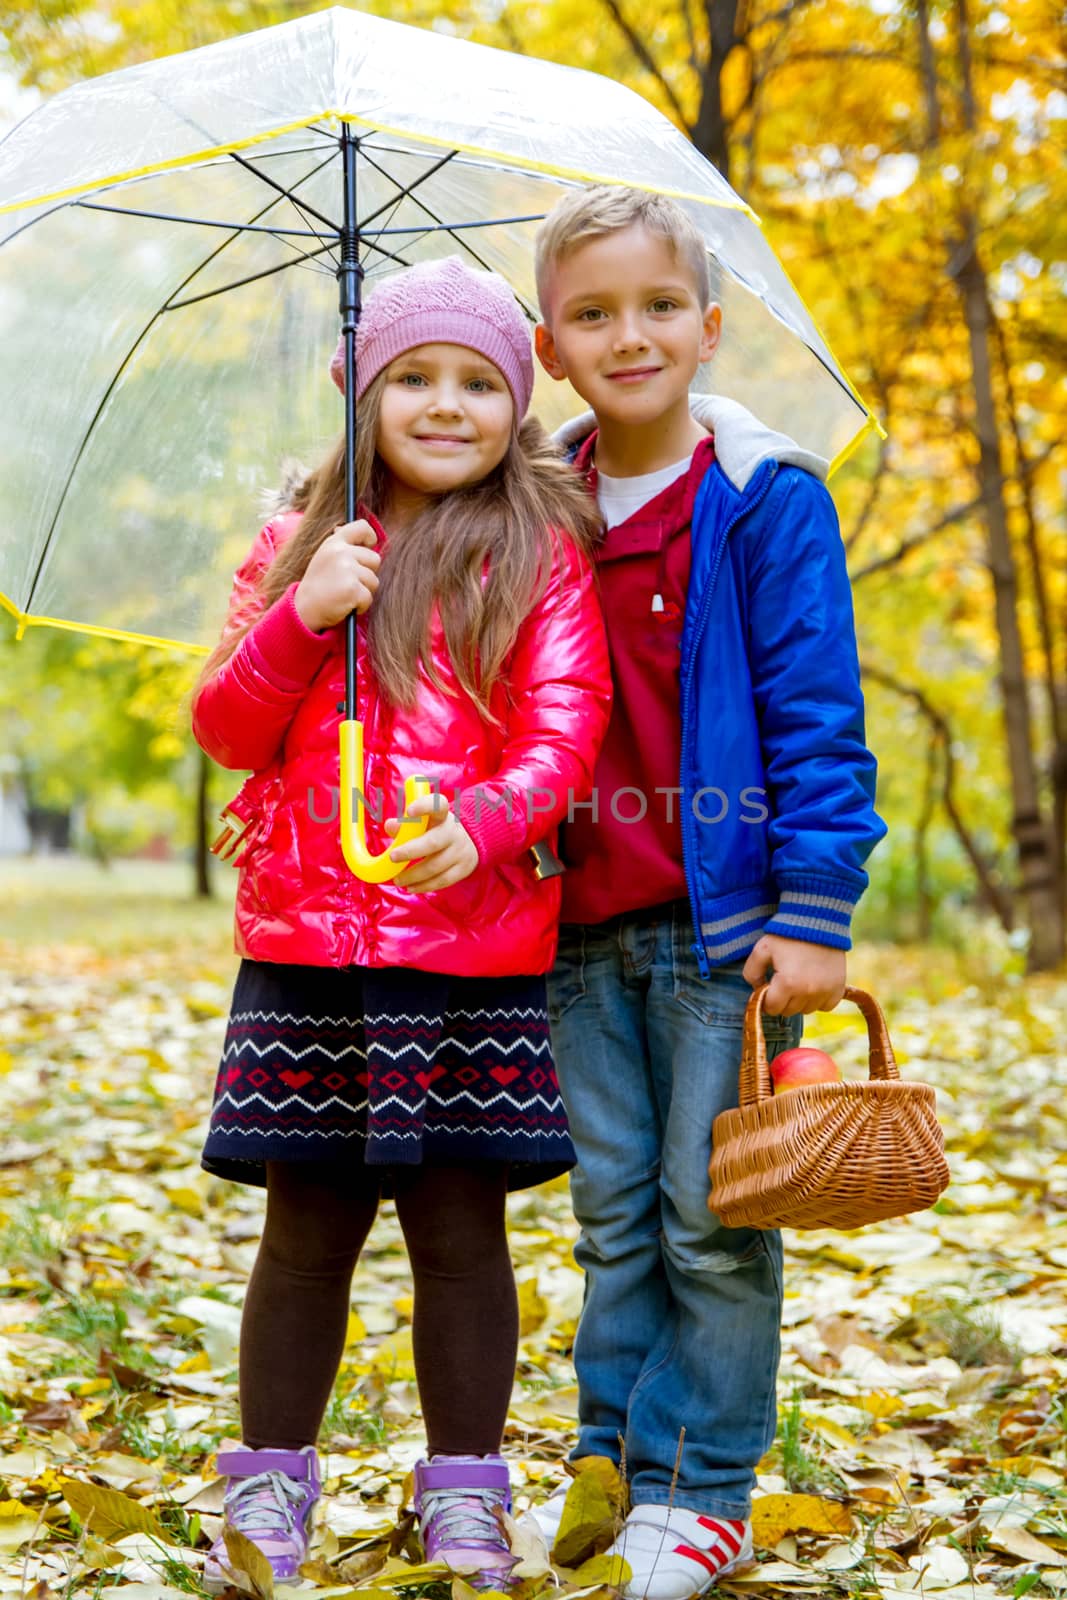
[
  {"xmin": 21, "ymin": 150, "xmax": 341, "ymax": 618},
  {"xmin": 364, "ymin": 213, "xmax": 546, "ymax": 237},
  {"xmin": 357, "ymin": 146, "xmax": 459, "ymax": 230},
  {"xmin": 74, "ymin": 200, "xmax": 331, "ymax": 239},
  {"xmin": 356, "ymin": 145, "xmax": 537, "ymax": 317},
  {"xmin": 162, "ymin": 143, "xmax": 344, "ymax": 305},
  {"xmin": 0, "ymin": 144, "xmax": 333, "ymax": 254},
  {"xmin": 136, "ymin": 82, "xmax": 341, "ymax": 240},
  {"xmin": 166, "ymin": 240, "xmax": 338, "ymax": 309},
  {"xmin": 227, "ymin": 148, "xmax": 339, "ymax": 236}
]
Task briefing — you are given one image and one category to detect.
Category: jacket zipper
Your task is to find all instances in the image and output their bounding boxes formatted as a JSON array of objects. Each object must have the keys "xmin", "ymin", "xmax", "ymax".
[{"xmin": 680, "ymin": 462, "xmax": 778, "ymax": 978}]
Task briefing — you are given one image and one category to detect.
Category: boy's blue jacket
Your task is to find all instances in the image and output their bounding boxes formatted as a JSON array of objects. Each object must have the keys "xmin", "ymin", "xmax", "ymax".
[{"xmin": 559, "ymin": 396, "xmax": 887, "ymax": 974}]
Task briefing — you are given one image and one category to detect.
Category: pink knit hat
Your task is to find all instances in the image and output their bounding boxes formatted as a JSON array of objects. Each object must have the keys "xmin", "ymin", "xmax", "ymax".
[{"xmin": 329, "ymin": 256, "xmax": 534, "ymax": 418}]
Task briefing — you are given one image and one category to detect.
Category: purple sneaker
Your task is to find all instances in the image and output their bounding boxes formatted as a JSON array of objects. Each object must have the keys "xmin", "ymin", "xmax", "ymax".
[
  {"xmin": 204, "ymin": 1445, "xmax": 320, "ymax": 1592},
  {"xmin": 414, "ymin": 1454, "xmax": 516, "ymax": 1590}
]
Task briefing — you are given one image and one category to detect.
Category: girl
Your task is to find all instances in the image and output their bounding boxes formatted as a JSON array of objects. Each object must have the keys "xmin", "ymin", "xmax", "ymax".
[{"xmin": 190, "ymin": 257, "xmax": 611, "ymax": 1592}]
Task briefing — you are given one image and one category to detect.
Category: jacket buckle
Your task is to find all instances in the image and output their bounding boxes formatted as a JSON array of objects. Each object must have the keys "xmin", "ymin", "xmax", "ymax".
[{"xmin": 210, "ymin": 807, "xmax": 253, "ymax": 864}]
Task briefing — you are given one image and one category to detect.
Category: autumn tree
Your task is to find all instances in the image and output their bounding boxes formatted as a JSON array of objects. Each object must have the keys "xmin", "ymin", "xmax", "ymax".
[
  {"xmin": 491, "ymin": 0, "xmax": 1066, "ymax": 965},
  {"xmin": 2, "ymin": 0, "xmax": 1064, "ymax": 961}
]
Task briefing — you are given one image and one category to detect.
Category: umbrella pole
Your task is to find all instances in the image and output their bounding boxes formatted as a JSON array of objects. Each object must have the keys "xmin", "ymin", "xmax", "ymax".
[
  {"xmin": 335, "ymin": 125, "xmax": 431, "ymax": 882},
  {"xmin": 339, "ymin": 122, "xmax": 360, "ymax": 722}
]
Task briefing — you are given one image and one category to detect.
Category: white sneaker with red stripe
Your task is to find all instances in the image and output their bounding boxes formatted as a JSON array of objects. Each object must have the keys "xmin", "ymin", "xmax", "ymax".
[{"xmin": 609, "ymin": 1504, "xmax": 752, "ymax": 1598}]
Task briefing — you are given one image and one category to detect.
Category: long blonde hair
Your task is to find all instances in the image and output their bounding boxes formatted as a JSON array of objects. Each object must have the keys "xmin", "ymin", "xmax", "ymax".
[{"xmin": 195, "ymin": 370, "xmax": 600, "ymax": 719}]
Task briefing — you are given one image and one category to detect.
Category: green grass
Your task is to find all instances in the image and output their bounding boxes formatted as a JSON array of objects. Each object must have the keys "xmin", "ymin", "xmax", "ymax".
[
  {"xmin": 777, "ymin": 1390, "xmax": 846, "ymax": 1495},
  {"xmin": 0, "ymin": 856, "xmax": 236, "ymax": 962},
  {"xmin": 0, "ymin": 1195, "xmax": 79, "ymax": 1278},
  {"xmin": 913, "ymin": 1294, "xmax": 1022, "ymax": 1369},
  {"xmin": 323, "ymin": 1388, "xmax": 391, "ymax": 1448}
]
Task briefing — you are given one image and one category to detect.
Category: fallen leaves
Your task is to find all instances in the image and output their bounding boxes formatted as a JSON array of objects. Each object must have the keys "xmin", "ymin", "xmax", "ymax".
[
  {"xmin": 223, "ymin": 1525, "xmax": 276, "ymax": 1597},
  {"xmin": 750, "ymin": 1492, "xmax": 853, "ymax": 1548},
  {"xmin": 551, "ymin": 1460, "xmax": 626, "ymax": 1567},
  {"xmin": 2, "ymin": 881, "xmax": 1067, "ymax": 1599},
  {"xmin": 60, "ymin": 1480, "xmax": 172, "ymax": 1544}
]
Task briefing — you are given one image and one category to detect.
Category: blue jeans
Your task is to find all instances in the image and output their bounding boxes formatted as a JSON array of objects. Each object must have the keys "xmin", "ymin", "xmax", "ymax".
[{"xmin": 548, "ymin": 900, "xmax": 802, "ymax": 1519}]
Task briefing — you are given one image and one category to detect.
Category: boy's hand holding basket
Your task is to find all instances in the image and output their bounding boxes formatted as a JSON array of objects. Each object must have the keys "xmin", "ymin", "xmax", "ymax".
[{"xmin": 709, "ymin": 985, "xmax": 949, "ymax": 1230}]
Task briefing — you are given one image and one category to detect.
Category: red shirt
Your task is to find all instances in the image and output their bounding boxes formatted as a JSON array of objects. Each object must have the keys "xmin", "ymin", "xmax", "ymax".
[{"xmin": 560, "ymin": 434, "xmax": 716, "ymax": 924}]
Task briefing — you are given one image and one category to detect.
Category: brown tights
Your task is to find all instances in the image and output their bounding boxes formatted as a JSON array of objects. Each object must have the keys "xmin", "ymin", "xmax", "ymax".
[{"xmin": 239, "ymin": 1162, "xmax": 519, "ymax": 1455}]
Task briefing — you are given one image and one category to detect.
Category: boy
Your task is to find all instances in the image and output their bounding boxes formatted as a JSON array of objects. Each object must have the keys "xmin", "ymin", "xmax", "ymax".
[{"xmin": 531, "ymin": 186, "xmax": 886, "ymax": 1598}]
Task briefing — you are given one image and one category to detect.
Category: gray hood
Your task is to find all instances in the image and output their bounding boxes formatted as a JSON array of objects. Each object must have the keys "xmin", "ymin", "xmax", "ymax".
[{"xmin": 554, "ymin": 393, "xmax": 829, "ymax": 492}]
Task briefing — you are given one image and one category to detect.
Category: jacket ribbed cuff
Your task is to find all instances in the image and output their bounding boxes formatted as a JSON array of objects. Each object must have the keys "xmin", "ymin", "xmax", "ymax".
[
  {"xmin": 761, "ymin": 875, "xmax": 862, "ymax": 951},
  {"xmin": 245, "ymin": 583, "xmax": 333, "ymax": 690},
  {"xmin": 458, "ymin": 787, "xmax": 525, "ymax": 868}
]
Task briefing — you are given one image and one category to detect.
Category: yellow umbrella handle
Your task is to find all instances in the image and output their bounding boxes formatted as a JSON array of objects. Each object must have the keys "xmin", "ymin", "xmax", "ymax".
[{"xmin": 339, "ymin": 719, "xmax": 432, "ymax": 883}]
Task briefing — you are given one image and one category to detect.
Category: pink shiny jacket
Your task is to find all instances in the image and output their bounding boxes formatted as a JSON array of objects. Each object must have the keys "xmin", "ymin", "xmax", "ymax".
[{"xmin": 191, "ymin": 512, "xmax": 612, "ymax": 976}]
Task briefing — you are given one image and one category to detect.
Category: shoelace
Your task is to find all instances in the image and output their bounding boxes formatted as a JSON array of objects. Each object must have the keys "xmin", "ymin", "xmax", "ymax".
[
  {"xmin": 226, "ymin": 1469, "xmax": 307, "ymax": 1540},
  {"xmin": 422, "ymin": 1486, "xmax": 509, "ymax": 1551}
]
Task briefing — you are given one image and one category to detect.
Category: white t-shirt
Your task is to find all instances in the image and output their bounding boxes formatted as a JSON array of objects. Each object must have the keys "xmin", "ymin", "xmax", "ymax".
[{"xmin": 595, "ymin": 456, "xmax": 692, "ymax": 530}]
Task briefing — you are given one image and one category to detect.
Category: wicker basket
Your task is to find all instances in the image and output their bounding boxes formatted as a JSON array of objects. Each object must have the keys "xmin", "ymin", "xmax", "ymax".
[{"xmin": 708, "ymin": 984, "xmax": 949, "ymax": 1230}]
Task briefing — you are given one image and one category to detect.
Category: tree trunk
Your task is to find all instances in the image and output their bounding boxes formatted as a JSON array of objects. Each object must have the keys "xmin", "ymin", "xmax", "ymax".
[
  {"xmin": 194, "ymin": 746, "xmax": 214, "ymax": 900},
  {"xmin": 915, "ymin": 731, "xmax": 938, "ymax": 942},
  {"xmin": 953, "ymin": 243, "xmax": 1062, "ymax": 966},
  {"xmin": 690, "ymin": 0, "xmax": 740, "ymax": 178},
  {"xmin": 863, "ymin": 664, "xmax": 1015, "ymax": 933},
  {"xmin": 948, "ymin": 0, "xmax": 1063, "ymax": 968}
]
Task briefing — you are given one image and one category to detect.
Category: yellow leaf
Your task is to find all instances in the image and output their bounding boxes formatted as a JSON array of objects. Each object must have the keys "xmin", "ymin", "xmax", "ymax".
[
  {"xmin": 81, "ymin": 1533, "xmax": 126, "ymax": 1568},
  {"xmin": 986, "ymin": 1525, "xmax": 1067, "ymax": 1567},
  {"xmin": 69, "ymin": 1378, "xmax": 112, "ymax": 1396},
  {"xmin": 571, "ymin": 1457, "xmax": 627, "ymax": 1513},
  {"xmin": 751, "ymin": 1494, "xmax": 852, "ymax": 1549},
  {"xmin": 572, "ymin": 1552, "xmax": 632, "ymax": 1586},
  {"xmin": 165, "ymin": 1187, "xmax": 204, "ymax": 1218},
  {"xmin": 175, "ymin": 1351, "xmax": 211, "ymax": 1373},
  {"xmin": 498, "ymin": 1508, "xmax": 551, "ymax": 1580},
  {"xmin": 377, "ymin": 1559, "xmax": 452, "ymax": 1586},
  {"xmin": 805, "ymin": 1415, "xmax": 856, "ymax": 1447},
  {"xmin": 322, "ymin": 1591, "xmax": 395, "ymax": 1600},
  {"xmin": 185, "ymin": 996, "xmax": 225, "ymax": 1020},
  {"xmin": 551, "ymin": 1472, "xmax": 616, "ymax": 1568},
  {"xmin": 369, "ymin": 1327, "xmax": 416, "ymax": 1380},
  {"xmin": 997, "ymin": 1454, "xmax": 1063, "ymax": 1479},
  {"xmin": 299, "ymin": 1559, "xmax": 342, "ymax": 1584},
  {"xmin": 223, "ymin": 1525, "xmax": 275, "ymax": 1598},
  {"xmin": 517, "ymin": 1278, "xmax": 548, "ymax": 1335},
  {"xmin": 336, "ymin": 1547, "xmax": 388, "ymax": 1584},
  {"xmin": 61, "ymin": 1481, "xmax": 172, "ymax": 1545},
  {"xmin": 0, "ymin": 1513, "xmax": 40, "ymax": 1554},
  {"xmin": 857, "ymin": 1392, "xmax": 906, "ymax": 1419},
  {"xmin": 345, "ymin": 1311, "xmax": 367, "ymax": 1344},
  {"xmin": 31, "ymin": 1469, "xmax": 67, "ymax": 1493}
]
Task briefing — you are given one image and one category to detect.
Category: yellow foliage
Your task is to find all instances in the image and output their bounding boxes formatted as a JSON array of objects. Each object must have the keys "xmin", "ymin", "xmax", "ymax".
[
  {"xmin": 61, "ymin": 1480, "xmax": 172, "ymax": 1544},
  {"xmin": 751, "ymin": 1492, "xmax": 853, "ymax": 1548},
  {"xmin": 551, "ymin": 1469, "xmax": 619, "ymax": 1568}
]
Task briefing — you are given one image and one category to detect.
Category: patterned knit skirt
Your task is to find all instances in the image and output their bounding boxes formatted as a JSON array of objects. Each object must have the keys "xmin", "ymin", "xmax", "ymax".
[{"xmin": 201, "ymin": 958, "xmax": 574, "ymax": 1192}]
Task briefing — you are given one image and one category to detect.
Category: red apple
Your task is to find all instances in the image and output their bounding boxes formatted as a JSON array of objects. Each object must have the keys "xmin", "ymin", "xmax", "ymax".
[{"xmin": 769, "ymin": 1046, "xmax": 840, "ymax": 1092}]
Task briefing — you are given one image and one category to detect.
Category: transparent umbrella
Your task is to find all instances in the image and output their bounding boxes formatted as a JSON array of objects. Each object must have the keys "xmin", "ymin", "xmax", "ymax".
[{"xmin": 0, "ymin": 6, "xmax": 877, "ymax": 877}]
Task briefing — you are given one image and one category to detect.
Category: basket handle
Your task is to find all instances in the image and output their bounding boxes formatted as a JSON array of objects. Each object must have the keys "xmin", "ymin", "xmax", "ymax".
[{"xmin": 739, "ymin": 983, "xmax": 900, "ymax": 1107}]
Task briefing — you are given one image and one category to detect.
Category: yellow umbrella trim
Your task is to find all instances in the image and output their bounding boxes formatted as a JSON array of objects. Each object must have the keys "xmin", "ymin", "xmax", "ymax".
[
  {"xmin": 0, "ymin": 111, "xmax": 757, "ymax": 219},
  {"xmin": 0, "ymin": 588, "xmax": 208, "ymax": 655}
]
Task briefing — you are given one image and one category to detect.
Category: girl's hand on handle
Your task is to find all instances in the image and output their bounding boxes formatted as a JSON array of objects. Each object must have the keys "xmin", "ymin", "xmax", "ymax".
[
  {"xmin": 294, "ymin": 520, "xmax": 381, "ymax": 633},
  {"xmin": 385, "ymin": 794, "xmax": 479, "ymax": 892},
  {"xmin": 742, "ymin": 933, "xmax": 847, "ymax": 1016}
]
